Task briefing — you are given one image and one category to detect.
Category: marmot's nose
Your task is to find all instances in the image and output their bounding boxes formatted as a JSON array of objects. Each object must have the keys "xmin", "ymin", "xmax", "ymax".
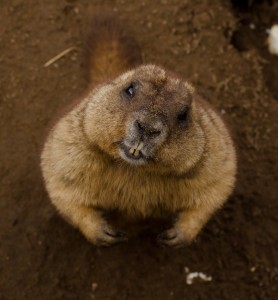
[{"xmin": 135, "ymin": 119, "xmax": 163, "ymax": 138}]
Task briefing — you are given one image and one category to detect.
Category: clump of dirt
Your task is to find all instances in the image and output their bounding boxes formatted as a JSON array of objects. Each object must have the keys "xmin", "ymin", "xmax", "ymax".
[{"xmin": 0, "ymin": 0, "xmax": 277, "ymax": 300}]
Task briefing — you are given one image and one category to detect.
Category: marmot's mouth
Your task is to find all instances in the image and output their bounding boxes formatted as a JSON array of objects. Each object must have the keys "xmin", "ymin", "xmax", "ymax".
[{"xmin": 119, "ymin": 142, "xmax": 147, "ymax": 165}]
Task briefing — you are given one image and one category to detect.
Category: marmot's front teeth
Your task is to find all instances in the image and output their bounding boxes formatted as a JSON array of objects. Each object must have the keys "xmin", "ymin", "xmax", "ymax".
[
  {"xmin": 128, "ymin": 142, "xmax": 144, "ymax": 157},
  {"xmin": 129, "ymin": 148, "xmax": 135, "ymax": 155},
  {"xmin": 138, "ymin": 142, "xmax": 144, "ymax": 151}
]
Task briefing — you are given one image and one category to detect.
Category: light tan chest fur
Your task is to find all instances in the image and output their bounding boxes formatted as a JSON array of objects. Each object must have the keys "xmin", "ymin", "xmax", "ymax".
[{"xmin": 46, "ymin": 143, "xmax": 197, "ymax": 218}]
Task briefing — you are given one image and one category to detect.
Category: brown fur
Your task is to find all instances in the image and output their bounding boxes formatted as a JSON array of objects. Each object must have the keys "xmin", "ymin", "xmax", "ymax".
[
  {"xmin": 84, "ymin": 12, "xmax": 141, "ymax": 86},
  {"xmin": 40, "ymin": 16, "xmax": 237, "ymax": 248}
]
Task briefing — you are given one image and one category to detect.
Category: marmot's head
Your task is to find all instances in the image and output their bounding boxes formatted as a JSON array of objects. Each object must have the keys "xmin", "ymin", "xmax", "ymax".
[{"xmin": 84, "ymin": 65, "xmax": 205, "ymax": 175}]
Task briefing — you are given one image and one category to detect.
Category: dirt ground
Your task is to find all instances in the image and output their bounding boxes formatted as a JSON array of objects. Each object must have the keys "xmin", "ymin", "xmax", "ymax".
[{"xmin": 0, "ymin": 0, "xmax": 277, "ymax": 299}]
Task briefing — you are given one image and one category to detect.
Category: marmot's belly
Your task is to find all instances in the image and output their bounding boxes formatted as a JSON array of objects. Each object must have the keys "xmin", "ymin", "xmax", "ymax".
[{"xmin": 88, "ymin": 175, "xmax": 189, "ymax": 218}]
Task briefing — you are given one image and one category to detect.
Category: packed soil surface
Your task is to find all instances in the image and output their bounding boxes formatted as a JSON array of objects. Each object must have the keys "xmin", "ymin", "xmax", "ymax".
[{"xmin": 1, "ymin": 0, "xmax": 277, "ymax": 299}]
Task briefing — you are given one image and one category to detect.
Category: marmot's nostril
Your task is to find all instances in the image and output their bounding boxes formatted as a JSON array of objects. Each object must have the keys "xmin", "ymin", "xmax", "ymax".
[
  {"xmin": 135, "ymin": 120, "xmax": 162, "ymax": 137},
  {"xmin": 148, "ymin": 129, "xmax": 161, "ymax": 136},
  {"xmin": 136, "ymin": 120, "xmax": 144, "ymax": 132}
]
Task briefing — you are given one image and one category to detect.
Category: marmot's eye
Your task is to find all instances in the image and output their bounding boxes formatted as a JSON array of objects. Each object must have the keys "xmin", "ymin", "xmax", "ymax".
[
  {"xmin": 177, "ymin": 107, "xmax": 188, "ymax": 123},
  {"xmin": 124, "ymin": 83, "xmax": 135, "ymax": 98}
]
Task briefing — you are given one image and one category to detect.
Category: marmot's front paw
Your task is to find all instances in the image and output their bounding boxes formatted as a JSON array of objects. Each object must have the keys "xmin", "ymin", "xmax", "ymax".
[
  {"xmin": 157, "ymin": 227, "xmax": 190, "ymax": 248},
  {"xmin": 96, "ymin": 225, "xmax": 128, "ymax": 247},
  {"xmin": 81, "ymin": 222, "xmax": 127, "ymax": 247}
]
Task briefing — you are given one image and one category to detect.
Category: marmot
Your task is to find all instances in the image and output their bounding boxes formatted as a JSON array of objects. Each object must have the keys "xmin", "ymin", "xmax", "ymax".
[{"xmin": 41, "ymin": 15, "xmax": 237, "ymax": 248}]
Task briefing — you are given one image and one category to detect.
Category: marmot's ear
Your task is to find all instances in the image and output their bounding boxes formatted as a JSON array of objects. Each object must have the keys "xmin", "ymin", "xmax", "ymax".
[
  {"xmin": 185, "ymin": 82, "xmax": 195, "ymax": 95},
  {"xmin": 182, "ymin": 82, "xmax": 195, "ymax": 105}
]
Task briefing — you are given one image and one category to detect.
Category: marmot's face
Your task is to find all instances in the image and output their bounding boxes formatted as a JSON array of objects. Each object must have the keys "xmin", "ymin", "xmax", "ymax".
[{"xmin": 84, "ymin": 65, "xmax": 205, "ymax": 174}]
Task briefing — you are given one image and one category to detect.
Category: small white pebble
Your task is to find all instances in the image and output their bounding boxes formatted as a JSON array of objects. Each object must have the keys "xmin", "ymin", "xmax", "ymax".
[
  {"xmin": 267, "ymin": 24, "xmax": 278, "ymax": 55},
  {"xmin": 184, "ymin": 267, "xmax": 212, "ymax": 285},
  {"xmin": 249, "ymin": 23, "xmax": 256, "ymax": 30}
]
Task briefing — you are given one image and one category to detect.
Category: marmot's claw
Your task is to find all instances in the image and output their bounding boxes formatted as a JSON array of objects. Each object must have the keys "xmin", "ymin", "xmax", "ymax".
[
  {"xmin": 157, "ymin": 228, "xmax": 188, "ymax": 248},
  {"xmin": 104, "ymin": 229, "xmax": 125, "ymax": 238},
  {"xmin": 158, "ymin": 228, "xmax": 177, "ymax": 240},
  {"xmin": 95, "ymin": 225, "xmax": 127, "ymax": 247}
]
